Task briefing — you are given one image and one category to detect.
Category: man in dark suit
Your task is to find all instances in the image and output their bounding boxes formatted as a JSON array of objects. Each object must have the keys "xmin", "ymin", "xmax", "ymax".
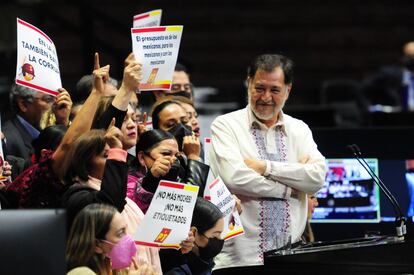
[
  {"xmin": 2, "ymin": 84, "xmax": 72, "ymax": 164},
  {"xmin": 362, "ymin": 41, "xmax": 414, "ymax": 111}
]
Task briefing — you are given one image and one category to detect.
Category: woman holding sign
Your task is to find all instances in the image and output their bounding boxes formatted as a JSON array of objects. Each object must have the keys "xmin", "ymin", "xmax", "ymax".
[{"xmin": 128, "ymin": 129, "xmax": 209, "ymax": 213}]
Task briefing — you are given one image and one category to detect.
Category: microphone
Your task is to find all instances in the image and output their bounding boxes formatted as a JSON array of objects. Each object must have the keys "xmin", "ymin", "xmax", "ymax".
[{"xmin": 347, "ymin": 144, "xmax": 407, "ymax": 238}]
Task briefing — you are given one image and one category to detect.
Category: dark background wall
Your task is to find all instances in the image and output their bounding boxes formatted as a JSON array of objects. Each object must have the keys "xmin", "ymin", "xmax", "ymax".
[{"xmin": 1, "ymin": 0, "xmax": 414, "ymax": 108}]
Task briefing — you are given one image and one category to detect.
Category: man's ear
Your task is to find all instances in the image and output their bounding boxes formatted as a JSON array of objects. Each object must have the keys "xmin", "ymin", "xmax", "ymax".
[
  {"xmin": 245, "ymin": 77, "xmax": 252, "ymax": 89},
  {"xmin": 17, "ymin": 97, "xmax": 29, "ymax": 113},
  {"xmin": 285, "ymin": 84, "xmax": 292, "ymax": 100}
]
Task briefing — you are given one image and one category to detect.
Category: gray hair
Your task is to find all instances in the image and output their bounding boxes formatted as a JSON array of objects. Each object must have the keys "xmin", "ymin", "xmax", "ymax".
[
  {"xmin": 247, "ymin": 54, "xmax": 294, "ymax": 84},
  {"xmin": 9, "ymin": 84, "xmax": 37, "ymax": 112}
]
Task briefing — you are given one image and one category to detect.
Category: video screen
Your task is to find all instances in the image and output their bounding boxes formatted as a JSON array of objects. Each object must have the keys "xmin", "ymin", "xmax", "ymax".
[{"xmin": 312, "ymin": 158, "xmax": 381, "ymax": 223}]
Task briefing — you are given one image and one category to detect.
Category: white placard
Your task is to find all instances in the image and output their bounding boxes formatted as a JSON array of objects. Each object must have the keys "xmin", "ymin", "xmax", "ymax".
[
  {"xmin": 0, "ymin": 115, "xmax": 3, "ymax": 162},
  {"xmin": 15, "ymin": 18, "xmax": 61, "ymax": 96},
  {"xmin": 203, "ymin": 137, "xmax": 214, "ymax": 197},
  {"xmin": 205, "ymin": 177, "xmax": 245, "ymax": 240},
  {"xmin": 134, "ymin": 180, "xmax": 199, "ymax": 249},
  {"xmin": 133, "ymin": 9, "xmax": 162, "ymax": 28},
  {"xmin": 131, "ymin": 26, "xmax": 183, "ymax": 91},
  {"xmin": 0, "ymin": 114, "xmax": 7, "ymax": 184}
]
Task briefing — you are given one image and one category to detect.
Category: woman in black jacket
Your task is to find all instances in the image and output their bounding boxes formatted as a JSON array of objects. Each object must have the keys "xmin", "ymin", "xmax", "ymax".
[{"xmin": 127, "ymin": 129, "xmax": 209, "ymax": 214}]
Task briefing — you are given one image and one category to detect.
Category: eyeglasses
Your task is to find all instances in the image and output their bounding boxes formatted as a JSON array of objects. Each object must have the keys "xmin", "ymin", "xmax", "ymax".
[
  {"xmin": 33, "ymin": 94, "xmax": 56, "ymax": 104},
  {"xmin": 171, "ymin": 83, "xmax": 193, "ymax": 93}
]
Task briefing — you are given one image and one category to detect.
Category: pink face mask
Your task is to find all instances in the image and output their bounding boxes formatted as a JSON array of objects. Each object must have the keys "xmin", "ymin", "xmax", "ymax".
[{"xmin": 102, "ymin": 234, "xmax": 137, "ymax": 270}]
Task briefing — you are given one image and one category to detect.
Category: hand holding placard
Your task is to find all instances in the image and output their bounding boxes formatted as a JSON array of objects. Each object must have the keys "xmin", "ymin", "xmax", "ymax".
[
  {"xmin": 134, "ymin": 181, "xmax": 199, "ymax": 249},
  {"xmin": 205, "ymin": 177, "xmax": 245, "ymax": 240},
  {"xmin": 121, "ymin": 53, "xmax": 143, "ymax": 93}
]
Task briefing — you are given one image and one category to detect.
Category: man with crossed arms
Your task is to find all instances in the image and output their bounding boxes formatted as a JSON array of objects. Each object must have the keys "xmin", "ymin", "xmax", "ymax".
[{"xmin": 209, "ymin": 54, "xmax": 326, "ymax": 270}]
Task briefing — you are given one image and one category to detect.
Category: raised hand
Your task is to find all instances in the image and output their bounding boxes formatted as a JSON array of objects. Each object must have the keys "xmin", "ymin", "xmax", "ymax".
[
  {"xmin": 121, "ymin": 53, "xmax": 142, "ymax": 93},
  {"xmin": 53, "ymin": 88, "xmax": 73, "ymax": 126},
  {"xmin": 105, "ymin": 118, "xmax": 123, "ymax": 149},
  {"xmin": 182, "ymin": 134, "xmax": 201, "ymax": 160},
  {"xmin": 137, "ymin": 112, "xmax": 148, "ymax": 136},
  {"xmin": 92, "ymin": 52, "xmax": 110, "ymax": 94}
]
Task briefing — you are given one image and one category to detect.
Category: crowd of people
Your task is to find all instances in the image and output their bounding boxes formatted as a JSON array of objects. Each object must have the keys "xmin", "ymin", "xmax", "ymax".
[{"xmin": 0, "ymin": 52, "xmax": 328, "ymax": 274}]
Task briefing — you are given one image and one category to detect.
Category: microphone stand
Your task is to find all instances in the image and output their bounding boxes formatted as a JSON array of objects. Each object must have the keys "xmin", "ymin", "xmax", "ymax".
[{"xmin": 348, "ymin": 144, "xmax": 407, "ymax": 238}]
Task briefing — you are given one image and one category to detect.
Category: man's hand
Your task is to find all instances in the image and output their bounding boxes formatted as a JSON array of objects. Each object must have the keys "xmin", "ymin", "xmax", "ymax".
[
  {"xmin": 182, "ymin": 134, "xmax": 201, "ymax": 160},
  {"xmin": 120, "ymin": 53, "xmax": 142, "ymax": 93},
  {"xmin": 298, "ymin": 155, "xmax": 310, "ymax": 164},
  {"xmin": 233, "ymin": 195, "xmax": 242, "ymax": 214},
  {"xmin": 53, "ymin": 88, "xmax": 73, "ymax": 125},
  {"xmin": 244, "ymin": 158, "xmax": 266, "ymax": 175},
  {"xmin": 92, "ymin": 52, "xmax": 110, "ymax": 94}
]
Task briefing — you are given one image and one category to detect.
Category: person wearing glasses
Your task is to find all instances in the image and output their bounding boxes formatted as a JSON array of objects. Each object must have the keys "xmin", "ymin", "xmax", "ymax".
[
  {"xmin": 2, "ymin": 84, "xmax": 72, "ymax": 165},
  {"xmin": 153, "ymin": 63, "xmax": 194, "ymax": 101},
  {"xmin": 209, "ymin": 54, "xmax": 326, "ymax": 271}
]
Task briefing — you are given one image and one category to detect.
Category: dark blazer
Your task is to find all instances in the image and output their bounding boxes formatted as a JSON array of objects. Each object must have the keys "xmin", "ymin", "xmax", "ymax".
[
  {"xmin": 362, "ymin": 66, "xmax": 406, "ymax": 107},
  {"xmin": 2, "ymin": 116, "xmax": 34, "ymax": 163}
]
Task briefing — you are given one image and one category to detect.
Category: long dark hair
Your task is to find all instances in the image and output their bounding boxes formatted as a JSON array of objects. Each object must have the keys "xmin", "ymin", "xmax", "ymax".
[
  {"xmin": 135, "ymin": 129, "xmax": 175, "ymax": 155},
  {"xmin": 62, "ymin": 130, "xmax": 106, "ymax": 183},
  {"xmin": 192, "ymin": 197, "xmax": 223, "ymax": 234},
  {"xmin": 66, "ymin": 203, "xmax": 116, "ymax": 274},
  {"xmin": 32, "ymin": 124, "xmax": 68, "ymax": 162},
  {"xmin": 151, "ymin": 99, "xmax": 182, "ymax": 129}
]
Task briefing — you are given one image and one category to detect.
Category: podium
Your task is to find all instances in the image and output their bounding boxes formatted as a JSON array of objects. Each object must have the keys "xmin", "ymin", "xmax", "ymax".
[{"xmin": 213, "ymin": 236, "xmax": 414, "ymax": 274}]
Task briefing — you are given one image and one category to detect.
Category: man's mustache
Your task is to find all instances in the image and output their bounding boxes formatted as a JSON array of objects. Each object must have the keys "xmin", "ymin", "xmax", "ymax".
[{"xmin": 256, "ymin": 100, "xmax": 275, "ymax": 106}]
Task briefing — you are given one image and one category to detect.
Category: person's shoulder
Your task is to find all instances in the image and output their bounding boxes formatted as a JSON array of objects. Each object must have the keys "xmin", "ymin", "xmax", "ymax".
[
  {"xmin": 283, "ymin": 113, "xmax": 311, "ymax": 131},
  {"xmin": 67, "ymin": 266, "xmax": 97, "ymax": 275},
  {"xmin": 283, "ymin": 113, "xmax": 308, "ymax": 126},
  {"xmin": 212, "ymin": 108, "xmax": 246, "ymax": 125},
  {"xmin": 2, "ymin": 116, "xmax": 20, "ymax": 132}
]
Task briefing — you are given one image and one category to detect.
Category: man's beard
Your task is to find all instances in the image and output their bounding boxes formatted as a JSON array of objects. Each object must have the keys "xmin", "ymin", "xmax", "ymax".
[{"xmin": 250, "ymin": 98, "xmax": 282, "ymax": 121}]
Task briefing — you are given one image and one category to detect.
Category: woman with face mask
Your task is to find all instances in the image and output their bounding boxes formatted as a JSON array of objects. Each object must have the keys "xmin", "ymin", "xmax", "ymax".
[
  {"xmin": 66, "ymin": 203, "xmax": 156, "ymax": 275},
  {"xmin": 160, "ymin": 197, "xmax": 225, "ymax": 275},
  {"xmin": 151, "ymin": 99, "xmax": 201, "ymax": 161},
  {"xmin": 61, "ymin": 122, "xmax": 162, "ymax": 274},
  {"xmin": 150, "ymin": 100, "xmax": 209, "ymax": 195}
]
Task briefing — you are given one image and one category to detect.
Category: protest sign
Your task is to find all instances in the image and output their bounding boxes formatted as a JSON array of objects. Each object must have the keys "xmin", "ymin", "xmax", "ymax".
[
  {"xmin": 131, "ymin": 26, "xmax": 183, "ymax": 91},
  {"xmin": 206, "ymin": 177, "xmax": 245, "ymax": 240},
  {"xmin": 134, "ymin": 181, "xmax": 199, "ymax": 249},
  {"xmin": 0, "ymin": 115, "xmax": 7, "ymax": 184},
  {"xmin": 133, "ymin": 9, "xmax": 162, "ymax": 28},
  {"xmin": 15, "ymin": 18, "xmax": 61, "ymax": 96},
  {"xmin": 203, "ymin": 137, "xmax": 214, "ymax": 197}
]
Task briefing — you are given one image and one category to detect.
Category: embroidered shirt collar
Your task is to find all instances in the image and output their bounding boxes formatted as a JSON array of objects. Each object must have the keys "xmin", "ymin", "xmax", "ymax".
[{"xmin": 247, "ymin": 105, "xmax": 286, "ymax": 134}]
